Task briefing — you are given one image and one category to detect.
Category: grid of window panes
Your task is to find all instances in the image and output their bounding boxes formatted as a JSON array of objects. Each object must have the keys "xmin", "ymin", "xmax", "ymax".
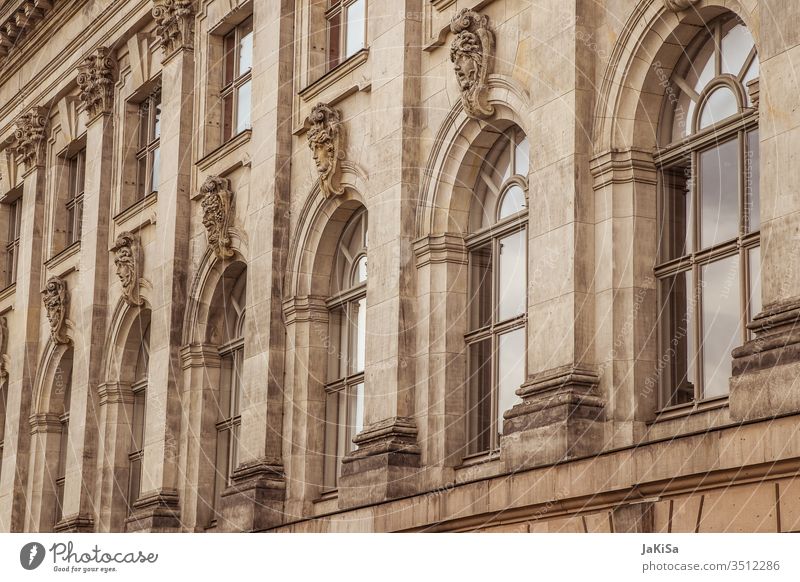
[
  {"xmin": 465, "ymin": 128, "xmax": 529, "ymax": 456},
  {"xmin": 4, "ymin": 197, "xmax": 22, "ymax": 287},
  {"xmin": 323, "ymin": 210, "xmax": 367, "ymax": 489},
  {"xmin": 136, "ymin": 90, "xmax": 161, "ymax": 200},
  {"xmin": 54, "ymin": 363, "xmax": 72, "ymax": 526},
  {"xmin": 326, "ymin": 0, "xmax": 366, "ymax": 71},
  {"xmin": 212, "ymin": 272, "xmax": 246, "ymax": 523},
  {"xmin": 0, "ymin": 379, "xmax": 6, "ymax": 493},
  {"xmin": 221, "ymin": 17, "xmax": 253, "ymax": 142},
  {"xmin": 657, "ymin": 15, "xmax": 760, "ymax": 407},
  {"xmin": 66, "ymin": 149, "xmax": 86, "ymax": 246},
  {"xmin": 127, "ymin": 325, "xmax": 149, "ymax": 514}
]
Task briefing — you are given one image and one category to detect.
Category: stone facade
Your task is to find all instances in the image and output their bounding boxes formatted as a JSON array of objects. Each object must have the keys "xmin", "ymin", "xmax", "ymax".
[{"xmin": 0, "ymin": 0, "xmax": 798, "ymax": 533}]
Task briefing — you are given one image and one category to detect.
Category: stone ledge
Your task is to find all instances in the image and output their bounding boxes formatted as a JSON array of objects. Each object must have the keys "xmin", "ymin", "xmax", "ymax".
[
  {"xmin": 125, "ymin": 489, "xmax": 181, "ymax": 532},
  {"xmin": 54, "ymin": 513, "xmax": 95, "ymax": 533}
]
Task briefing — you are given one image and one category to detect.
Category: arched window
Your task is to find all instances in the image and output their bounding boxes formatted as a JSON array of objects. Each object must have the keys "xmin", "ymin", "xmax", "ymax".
[
  {"xmin": 53, "ymin": 350, "xmax": 73, "ymax": 525},
  {"xmin": 212, "ymin": 270, "xmax": 246, "ymax": 519},
  {"xmin": 657, "ymin": 14, "xmax": 760, "ymax": 407},
  {"xmin": 127, "ymin": 323, "xmax": 150, "ymax": 513},
  {"xmin": 323, "ymin": 208, "xmax": 367, "ymax": 488},
  {"xmin": 465, "ymin": 127, "xmax": 528, "ymax": 456}
]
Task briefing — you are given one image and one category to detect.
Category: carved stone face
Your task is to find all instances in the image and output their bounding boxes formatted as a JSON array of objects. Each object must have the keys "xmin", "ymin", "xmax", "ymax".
[
  {"xmin": 453, "ymin": 50, "xmax": 478, "ymax": 91},
  {"xmin": 451, "ymin": 32, "xmax": 481, "ymax": 92},
  {"xmin": 310, "ymin": 133, "xmax": 335, "ymax": 177},
  {"xmin": 114, "ymin": 246, "xmax": 135, "ymax": 288}
]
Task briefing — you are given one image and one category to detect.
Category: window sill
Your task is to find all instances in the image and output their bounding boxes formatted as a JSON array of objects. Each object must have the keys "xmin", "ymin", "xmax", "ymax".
[
  {"xmin": 113, "ymin": 191, "xmax": 158, "ymax": 232},
  {"xmin": 0, "ymin": 282, "xmax": 15, "ymax": 304},
  {"xmin": 458, "ymin": 449, "xmax": 500, "ymax": 469},
  {"xmin": 196, "ymin": 129, "xmax": 252, "ymax": 176},
  {"xmin": 298, "ymin": 48, "xmax": 369, "ymax": 104},
  {"xmin": 651, "ymin": 394, "xmax": 729, "ymax": 423},
  {"xmin": 45, "ymin": 240, "xmax": 81, "ymax": 272}
]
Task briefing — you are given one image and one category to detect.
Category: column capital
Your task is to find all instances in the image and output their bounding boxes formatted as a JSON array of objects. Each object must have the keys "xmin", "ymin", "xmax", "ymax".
[
  {"xmin": 77, "ymin": 47, "xmax": 117, "ymax": 121},
  {"xmin": 152, "ymin": 0, "xmax": 195, "ymax": 58},
  {"xmin": 29, "ymin": 413, "xmax": 62, "ymax": 434},
  {"xmin": 14, "ymin": 106, "xmax": 48, "ymax": 170}
]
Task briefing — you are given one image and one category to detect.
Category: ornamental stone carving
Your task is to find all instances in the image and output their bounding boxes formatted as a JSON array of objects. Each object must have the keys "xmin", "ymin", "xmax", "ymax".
[
  {"xmin": 307, "ymin": 103, "xmax": 345, "ymax": 198},
  {"xmin": 663, "ymin": 0, "xmax": 701, "ymax": 11},
  {"xmin": 14, "ymin": 106, "xmax": 48, "ymax": 168},
  {"xmin": 450, "ymin": 9, "xmax": 494, "ymax": 120},
  {"xmin": 77, "ymin": 47, "xmax": 117, "ymax": 119},
  {"xmin": 152, "ymin": 0, "xmax": 195, "ymax": 55},
  {"xmin": 42, "ymin": 276, "xmax": 69, "ymax": 345},
  {"xmin": 200, "ymin": 175, "xmax": 234, "ymax": 259},
  {"xmin": 112, "ymin": 231, "xmax": 143, "ymax": 306},
  {"xmin": 0, "ymin": 315, "xmax": 8, "ymax": 382}
]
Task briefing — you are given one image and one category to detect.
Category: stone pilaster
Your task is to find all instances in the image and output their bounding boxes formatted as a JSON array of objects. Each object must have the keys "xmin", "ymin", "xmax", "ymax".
[
  {"xmin": 729, "ymin": 6, "xmax": 800, "ymax": 421},
  {"xmin": 24, "ymin": 413, "xmax": 62, "ymax": 532},
  {"xmin": 0, "ymin": 130, "xmax": 47, "ymax": 531},
  {"xmin": 337, "ymin": 0, "xmax": 422, "ymax": 509},
  {"xmin": 124, "ymin": 34, "xmax": 194, "ymax": 533},
  {"xmin": 177, "ymin": 343, "xmax": 220, "ymax": 531},
  {"xmin": 218, "ymin": 0, "xmax": 291, "ymax": 532},
  {"xmin": 55, "ymin": 103, "xmax": 116, "ymax": 532},
  {"xmin": 500, "ymin": 0, "xmax": 603, "ymax": 469}
]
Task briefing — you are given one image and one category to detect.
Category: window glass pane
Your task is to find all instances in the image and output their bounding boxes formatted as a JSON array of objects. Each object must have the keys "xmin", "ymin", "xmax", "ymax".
[
  {"xmin": 238, "ymin": 18, "xmax": 253, "ymax": 75},
  {"xmin": 218, "ymin": 355, "xmax": 233, "ymax": 420},
  {"xmin": 353, "ymin": 382, "xmax": 364, "ymax": 435},
  {"xmin": 323, "ymin": 390, "xmax": 339, "ymax": 488},
  {"xmin": 721, "ymin": 23, "xmax": 754, "ymax": 76},
  {"xmin": 497, "ymin": 328, "xmax": 525, "ymax": 433},
  {"xmin": 213, "ymin": 428, "xmax": 229, "ymax": 512},
  {"xmin": 236, "ymin": 80, "xmax": 252, "ymax": 134},
  {"xmin": 701, "ymin": 256, "xmax": 741, "ymax": 398},
  {"xmin": 467, "ymin": 338, "xmax": 492, "ymax": 455},
  {"xmin": 699, "ymin": 86, "xmax": 738, "ymax": 129},
  {"xmin": 469, "ymin": 243, "xmax": 493, "ymax": 330},
  {"xmin": 327, "ymin": 308, "xmax": 343, "ymax": 380},
  {"xmin": 222, "ymin": 93, "xmax": 234, "ymax": 142},
  {"xmin": 128, "ymin": 456, "xmax": 141, "ymax": 509},
  {"xmin": 136, "ymin": 157, "xmax": 147, "ymax": 200},
  {"xmin": 150, "ymin": 148, "xmax": 160, "ymax": 193},
  {"xmin": 661, "ymin": 163, "xmax": 692, "ymax": 259},
  {"xmin": 346, "ymin": 382, "xmax": 364, "ymax": 451},
  {"xmin": 748, "ymin": 246, "xmax": 762, "ymax": 325},
  {"xmin": 328, "ymin": 9, "xmax": 341, "ymax": 69},
  {"xmin": 351, "ymin": 297, "xmax": 366, "ymax": 373},
  {"xmin": 232, "ymin": 349, "xmax": 242, "ymax": 416},
  {"xmin": 514, "ymin": 135, "xmax": 529, "ymax": 177},
  {"xmin": 699, "ymin": 139, "xmax": 739, "ymax": 248},
  {"xmin": 223, "ymin": 30, "xmax": 236, "ymax": 85},
  {"xmin": 353, "ymin": 255, "xmax": 367, "ymax": 285},
  {"xmin": 152, "ymin": 97, "xmax": 162, "ymax": 140},
  {"xmin": 692, "ymin": 44, "xmax": 715, "ymax": 95},
  {"xmin": 230, "ymin": 422, "xmax": 239, "ymax": 478},
  {"xmin": 746, "ymin": 130, "xmax": 760, "ymax": 232},
  {"xmin": 132, "ymin": 390, "xmax": 146, "ymax": 453},
  {"xmin": 497, "ymin": 229, "xmax": 526, "ymax": 321},
  {"xmin": 742, "ymin": 55, "xmax": 759, "ymax": 104},
  {"xmin": 498, "ymin": 184, "xmax": 526, "ymax": 220},
  {"xmin": 138, "ymin": 104, "xmax": 149, "ymax": 149},
  {"xmin": 345, "ymin": 0, "xmax": 366, "ymax": 58},
  {"xmin": 662, "ymin": 271, "xmax": 695, "ymax": 406}
]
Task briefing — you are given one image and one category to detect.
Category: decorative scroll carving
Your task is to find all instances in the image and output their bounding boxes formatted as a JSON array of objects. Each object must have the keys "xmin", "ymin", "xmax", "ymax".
[
  {"xmin": 200, "ymin": 175, "xmax": 234, "ymax": 259},
  {"xmin": 663, "ymin": 0, "xmax": 701, "ymax": 11},
  {"xmin": 77, "ymin": 47, "xmax": 117, "ymax": 119},
  {"xmin": 0, "ymin": 316, "xmax": 8, "ymax": 382},
  {"xmin": 307, "ymin": 103, "xmax": 345, "ymax": 198},
  {"xmin": 42, "ymin": 276, "xmax": 69, "ymax": 345},
  {"xmin": 14, "ymin": 106, "xmax": 48, "ymax": 168},
  {"xmin": 112, "ymin": 231, "xmax": 143, "ymax": 306},
  {"xmin": 152, "ymin": 0, "xmax": 195, "ymax": 55},
  {"xmin": 449, "ymin": 9, "xmax": 494, "ymax": 120}
]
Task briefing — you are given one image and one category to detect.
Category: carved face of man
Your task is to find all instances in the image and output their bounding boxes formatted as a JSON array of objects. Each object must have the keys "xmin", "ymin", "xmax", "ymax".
[
  {"xmin": 451, "ymin": 32, "xmax": 481, "ymax": 92},
  {"xmin": 309, "ymin": 131, "xmax": 335, "ymax": 177},
  {"xmin": 114, "ymin": 245, "xmax": 134, "ymax": 288}
]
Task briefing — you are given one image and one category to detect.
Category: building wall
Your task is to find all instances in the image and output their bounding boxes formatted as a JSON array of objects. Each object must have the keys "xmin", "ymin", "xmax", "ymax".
[{"xmin": 0, "ymin": 0, "xmax": 798, "ymax": 532}]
